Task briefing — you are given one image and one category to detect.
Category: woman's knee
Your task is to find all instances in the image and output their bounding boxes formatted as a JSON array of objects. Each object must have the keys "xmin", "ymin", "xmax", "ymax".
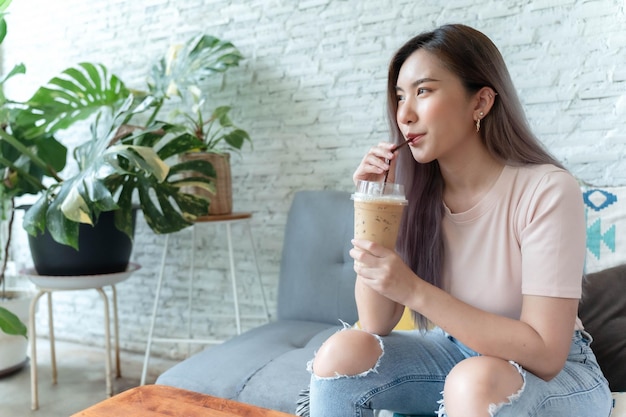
[
  {"xmin": 442, "ymin": 356, "xmax": 525, "ymax": 417},
  {"xmin": 312, "ymin": 329, "xmax": 383, "ymax": 378}
]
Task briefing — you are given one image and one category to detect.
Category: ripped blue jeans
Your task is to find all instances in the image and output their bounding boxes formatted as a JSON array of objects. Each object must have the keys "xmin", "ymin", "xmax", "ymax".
[{"xmin": 307, "ymin": 328, "xmax": 612, "ymax": 417}]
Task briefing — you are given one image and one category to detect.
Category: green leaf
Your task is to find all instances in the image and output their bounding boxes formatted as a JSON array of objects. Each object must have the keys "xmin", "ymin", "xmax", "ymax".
[
  {"xmin": 104, "ymin": 144, "xmax": 169, "ymax": 182},
  {"xmin": 0, "ymin": 0, "xmax": 13, "ymax": 13},
  {"xmin": 156, "ymin": 132, "xmax": 205, "ymax": 160},
  {"xmin": 167, "ymin": 159, "xmax": 216, "ymax": 195},
  {"xmin": 74, "ymin": 178, "xmax": 118, "ymax": 217},
  {"xmin": 149, "ymin": 34, "xmax": 244, "ymax": 101},
  {"xmin": 33, "ymin": 134, "xmax": 67, "ymax": 172},
  {"xmin": 212, "ymin": 106, "xmax": 232, "ymax": 126},
  {"xmin": 135, "ymin": 176, "xmax": 195, "ymax": 234},
  {"xmin": 0, "ymin": 17, "xmax": 6, "ymax": 46},
  {"xmin": 169, "ymin": 176, "xmax": 215, "ymax": 194},
  {"xmin": 202, "ymin": 105, "xmax": 251, "ymax": 152},
  {"xmin": 25, "ymin": 178, "xmax": 94, "ymax": 249},
  {"xmin": 22, "ymin": 192, "xmax": 50, "ymax": 236},
  {"xmin": 46, "ymin": 183, "xmax": 81, "ymax": 248},
  {"xmin": 223, "ymin": 129, "xmax": 250, "ymax": 150},
  {"xmin": 168, "ymin": 158, "xmax": 216, "ymax": 179},
  {"xmin": 169, "ymin": 185, "xmax": 212, "ymax": 215},
  {"xmin": 14, "ymin": 63, "xmax": 129, "ymax": 139},
  {"xmin": 129, "ymin": 125, "xmax": 171, "ymax": 148},
  {"xmin": 0, "ymin": 62, "xmax": 25, "ymax": 84},
  {"xmin": 60, "ymin": 184, "xmax": 94, "ymax": 224},
  {"xmin": 0, "ymin": 306, "xmax": 27, "ymax": 338},
  {"xmin": 112, "ymin": 179, "xmax": 135, "ymax": 240},
  {"xmin": 0, "ymin": 159, "xmax": 43, "ymax": 199}
]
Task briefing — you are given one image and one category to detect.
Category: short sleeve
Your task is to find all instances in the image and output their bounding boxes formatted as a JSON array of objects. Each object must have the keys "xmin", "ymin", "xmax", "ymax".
[{"xmin": 520, "ymin": 171, "xmax": 586, "ymax": 298}]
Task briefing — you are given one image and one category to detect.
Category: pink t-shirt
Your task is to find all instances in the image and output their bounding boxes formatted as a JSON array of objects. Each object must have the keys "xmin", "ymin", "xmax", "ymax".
[{"xmin": 441, "ymin": 164, "xmax": 586, "ymax": 330}]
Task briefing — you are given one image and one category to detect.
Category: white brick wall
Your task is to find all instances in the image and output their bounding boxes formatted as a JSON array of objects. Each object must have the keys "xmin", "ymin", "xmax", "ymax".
[{"xmin": 3, "ymin": 0, "xmax": 626, "ymax": 359}]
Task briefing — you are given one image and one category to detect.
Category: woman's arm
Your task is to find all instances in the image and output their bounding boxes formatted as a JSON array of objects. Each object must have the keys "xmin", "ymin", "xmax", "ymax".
[
  {"xmin": 412, "ymin": 280, "xmax": 577, "ymax": 380},
  {"xmin": 355, "ymin": 276, "xmax": 405, "ymax": 335},
  {"xmin": 352, "ymin": 240, "xmax": 577, "ymax": 380}
]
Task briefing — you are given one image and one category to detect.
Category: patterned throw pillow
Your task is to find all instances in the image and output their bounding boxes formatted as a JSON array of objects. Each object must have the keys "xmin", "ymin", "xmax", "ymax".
[{"xmin": 582, "ymin": 186, "xmax": 626, "ymax": 273}]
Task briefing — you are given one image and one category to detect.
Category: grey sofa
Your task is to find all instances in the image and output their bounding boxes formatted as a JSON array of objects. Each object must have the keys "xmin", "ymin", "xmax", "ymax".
[{"xmin": 156, "ymin": 189, "xmax": 358, "ymax": 413}]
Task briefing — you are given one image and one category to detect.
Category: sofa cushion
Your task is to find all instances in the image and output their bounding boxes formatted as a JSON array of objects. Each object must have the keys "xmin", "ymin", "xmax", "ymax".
[
  {"xmin": 156, "ymin": 320, "xmax": 341, "ymax": 413},
  {"xmin": 277, "ymin": 190, "xmax": 357, "ymax": 324},
  {"xmin": 578, "ymin": 263, "xmax": 626, "ymax": 392}
]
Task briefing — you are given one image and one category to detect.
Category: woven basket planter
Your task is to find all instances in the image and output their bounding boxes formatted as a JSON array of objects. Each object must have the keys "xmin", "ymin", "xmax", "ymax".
[{"xmin": 182, "ymin": 152, "xmax": 233, "ymax": 215}]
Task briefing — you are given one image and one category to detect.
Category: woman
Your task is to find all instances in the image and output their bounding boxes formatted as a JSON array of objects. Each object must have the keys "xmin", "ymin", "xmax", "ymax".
[{"xmin": 306, "ymin": 24, "xmax": 612, "ymax": 417}]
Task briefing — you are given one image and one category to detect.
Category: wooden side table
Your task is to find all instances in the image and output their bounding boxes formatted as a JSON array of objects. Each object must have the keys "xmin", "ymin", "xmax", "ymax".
[
  {"xmin": 140, "ymin": 212, "xmax": 270, "ymax": 385},
  {"xmin": 71, "ymin": 384, "xmax": 297, "ymax": 416},
  {"xmin": 23, "ymin": 263, "xmax": 141, "ymax": 410}
]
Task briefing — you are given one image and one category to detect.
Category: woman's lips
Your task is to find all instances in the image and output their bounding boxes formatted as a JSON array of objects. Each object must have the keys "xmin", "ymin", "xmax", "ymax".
[{"xmin": 406, "ymin": 134, "xmax": 424, "ymax": 145}]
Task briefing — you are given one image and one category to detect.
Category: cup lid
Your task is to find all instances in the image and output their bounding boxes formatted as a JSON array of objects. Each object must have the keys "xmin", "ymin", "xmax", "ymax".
[{"xmin": 351, "ymin": 180, "xmax": 407, "ymax": 203}]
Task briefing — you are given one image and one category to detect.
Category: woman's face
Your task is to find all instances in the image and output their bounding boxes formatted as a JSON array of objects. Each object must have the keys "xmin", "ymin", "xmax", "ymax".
[{"xmin": 395, "ymin": 49, "xmax": 477, "ymax": 165}]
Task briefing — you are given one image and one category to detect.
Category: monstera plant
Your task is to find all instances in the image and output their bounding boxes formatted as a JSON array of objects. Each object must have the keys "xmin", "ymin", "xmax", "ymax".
[
  {"xmin": 145, "ymin": 34, "xmax": 252, "ymax": 215},
  {"xmin": 145, "ymin": 34, "xmax": 251, "ymax": 154},
  {"xmin": 3, "ymin": 63, "xmax": 215, "ymax": 250}
]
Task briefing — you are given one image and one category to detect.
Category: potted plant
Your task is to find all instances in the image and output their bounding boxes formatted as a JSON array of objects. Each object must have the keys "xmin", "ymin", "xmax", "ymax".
[
  {"xmin": 178, "ymin": 105, "xmax": 252, "ymax": 215},
  {"xmin": 0, "ymin": 13, "xmax": 224, "ymax": 274},
  {"xmin": 146, "ymin": 34, "xmax": 252, "ymax": 215}
]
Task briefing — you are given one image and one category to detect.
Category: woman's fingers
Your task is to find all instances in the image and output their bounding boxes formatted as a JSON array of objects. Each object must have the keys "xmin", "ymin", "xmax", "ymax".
[
  {"xmin": 350, "ymin": 240, "xmax": 393, "ymax": 276},
  {"xmin": 351, "ymin": 239, "xmax": 387, "ymax": 256},
  {"xmin": 353, "ymin": 142, "xmax": 397, "ymax": 183},
  {"xmin": 366, "ymin": 152, "xmax": 390, "ymax": 172}
]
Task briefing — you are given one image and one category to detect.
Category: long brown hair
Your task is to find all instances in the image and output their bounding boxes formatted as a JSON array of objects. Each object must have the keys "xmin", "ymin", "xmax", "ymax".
[{"xmin": 388, "ymin": 24, "xmax": 563, "ymax": 329}]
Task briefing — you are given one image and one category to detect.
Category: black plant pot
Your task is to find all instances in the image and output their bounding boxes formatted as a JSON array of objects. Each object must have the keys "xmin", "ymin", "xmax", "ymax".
[{"xmin": 28, "ymin": 210, "xmax": 137, "ymax": 276}]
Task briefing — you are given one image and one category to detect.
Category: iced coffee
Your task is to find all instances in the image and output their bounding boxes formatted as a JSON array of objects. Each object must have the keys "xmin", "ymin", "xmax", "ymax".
[{"xmin": 352, "ymin": 180, "xmax": 408, "ymax": 250}]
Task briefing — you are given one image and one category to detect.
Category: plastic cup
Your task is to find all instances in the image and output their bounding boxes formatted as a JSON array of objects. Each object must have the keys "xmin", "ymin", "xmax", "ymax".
[{"xmin": 351, "ymin": 180, "xmax": 408, "ymax": 250}]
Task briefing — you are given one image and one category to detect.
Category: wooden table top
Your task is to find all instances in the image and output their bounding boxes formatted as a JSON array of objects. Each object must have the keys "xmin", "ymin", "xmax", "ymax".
[
  {"xmin": 195, "ymin": 212, "xmax": 252, "ymax": 223},
  {"xmin": 71, "ymin": 385, "xmax": 297, "ymax": 417}
]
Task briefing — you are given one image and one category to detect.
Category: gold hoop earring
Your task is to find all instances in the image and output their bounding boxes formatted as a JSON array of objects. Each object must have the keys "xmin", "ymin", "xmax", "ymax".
[{"xmin": 475, "ymin": 112, "xmax": 484, "ymax": 133}]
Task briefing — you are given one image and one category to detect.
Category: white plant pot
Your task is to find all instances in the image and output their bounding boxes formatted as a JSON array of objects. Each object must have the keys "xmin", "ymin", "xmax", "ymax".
[{"xmin": 0, "ymin": 291, "xmax": 31, "ymax": 376}]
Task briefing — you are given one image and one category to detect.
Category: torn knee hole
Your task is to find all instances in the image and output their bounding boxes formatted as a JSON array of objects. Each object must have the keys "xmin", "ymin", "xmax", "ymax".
[
  {"xmin": 487, "ymin": 361, "xmax": 527, "ymax": 416},
  {"xmin": 309, "ymin": 329, "xmax": 384, "ymax": 379},
  {"xmin": 438, "ymin": 360, "xmax": 526, "ymax": 417}
]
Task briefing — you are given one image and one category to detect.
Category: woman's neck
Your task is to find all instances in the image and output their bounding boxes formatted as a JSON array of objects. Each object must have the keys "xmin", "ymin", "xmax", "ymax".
[{"xmin": 439, "ymin": 147, "xmax": 504, "ymax": 214}]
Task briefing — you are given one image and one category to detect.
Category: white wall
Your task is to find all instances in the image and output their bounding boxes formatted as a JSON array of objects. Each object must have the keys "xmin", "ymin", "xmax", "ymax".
[{"xmin": 3, "ymin": 0, "xmax": 626, "ymax": 359}]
